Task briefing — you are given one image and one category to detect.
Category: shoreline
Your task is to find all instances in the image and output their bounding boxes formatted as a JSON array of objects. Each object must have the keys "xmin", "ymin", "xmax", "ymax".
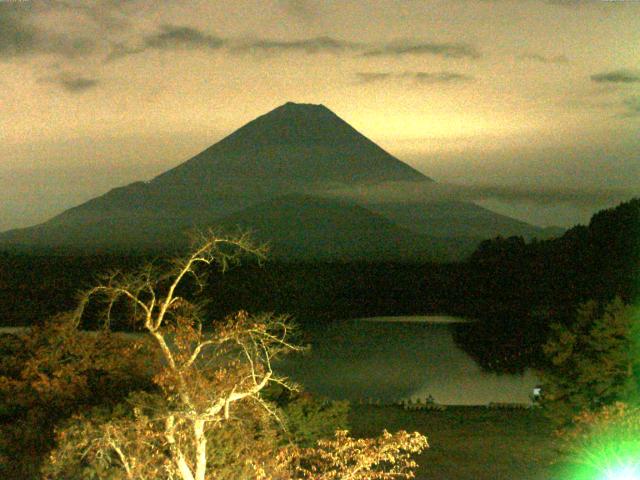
[{"xmin": 353, "ymin": 316, "xmax": 473, "ymax": 324}]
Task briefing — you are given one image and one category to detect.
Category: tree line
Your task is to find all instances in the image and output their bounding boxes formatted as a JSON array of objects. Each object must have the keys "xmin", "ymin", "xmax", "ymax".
[
  {"xmin": 1, "ymin": 197, "xmax": 639, "ymax": 478},
  {"xmin": 1, "ymin": 198, "xmax": 638, "ymax": 373},
  {"xmin": 1, "ymin": 233, "xmax": 428, "ymax": 479}
]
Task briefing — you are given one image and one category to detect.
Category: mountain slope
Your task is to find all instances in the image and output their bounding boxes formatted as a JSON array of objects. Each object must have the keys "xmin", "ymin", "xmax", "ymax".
[
  {"xmin": 154, "ymin": 102, "xmax": 428, "ymax": 187},
  {"xmin": 0, "ymin": 102, "xmax": 555, "ymax": 258},
  {"xmin": 368, "ymin": 201, "xmax": 561, "ymax": 240},
  {"xmin": 2, "ymin": 103, "xmax": 431, "ymax": 241},
  {"xmin": 216, "ymin": 194, "xmax": 439, "ymax": 260}
]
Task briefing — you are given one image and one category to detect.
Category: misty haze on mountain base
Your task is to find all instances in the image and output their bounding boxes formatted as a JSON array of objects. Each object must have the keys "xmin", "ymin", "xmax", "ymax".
[
  {"xmin": 0, "ymin": 167, "xmax": 633, "ymax": 233},
  {"xmin": 313, "ymin": 181, "xmax": 635, "ymax": 229},
  {"xmin": 1, "ymin": 129, "xmax": 637, "ymax": 233},
  {"xmin": 0, "ymin": 102, "xmax": 574, "ymax": 260},
  {"xmin": 1, "ymin": 0, "xmax": 638, "ymax": 236}
]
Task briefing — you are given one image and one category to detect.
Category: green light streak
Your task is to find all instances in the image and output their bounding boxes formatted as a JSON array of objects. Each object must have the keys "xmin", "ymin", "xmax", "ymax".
[
  {"xmin": 558, "ymin": 402, "xmax": 640, "ymax": 480},
  {"xmin": 602, "ymin": 465, "xmax": 640, "ymax": 480}
]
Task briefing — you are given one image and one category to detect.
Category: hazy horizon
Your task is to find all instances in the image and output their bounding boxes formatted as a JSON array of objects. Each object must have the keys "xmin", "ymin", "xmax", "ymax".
[
  {"xmin": 1, "ymin": 116, "xmax": 636, "ymax": 231},
  {"xmin": 1, "ymin": 0, "xmax": 638, "ymax": 231}
]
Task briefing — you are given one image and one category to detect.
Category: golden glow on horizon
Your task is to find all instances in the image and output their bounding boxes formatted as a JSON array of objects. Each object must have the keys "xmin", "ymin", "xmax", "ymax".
[{"xmin": 0, "ymin": 0, "xmax": 638, "ymax": 230}]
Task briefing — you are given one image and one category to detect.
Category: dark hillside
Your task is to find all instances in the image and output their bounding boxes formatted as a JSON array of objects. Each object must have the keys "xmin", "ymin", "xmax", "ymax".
[
  {"xmin": 454, "ymin": 197, "xmax": 640, "ymax": 372},
  {"xmin": 0, "ymin": 102, "xmax": 551, "ymax": 258}
]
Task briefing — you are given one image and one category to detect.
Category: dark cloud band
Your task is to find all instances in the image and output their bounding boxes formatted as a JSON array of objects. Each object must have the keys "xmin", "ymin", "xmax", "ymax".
[
  {"xmin": 144, "ymin": 25, "xmax": 225, "ymax": 50},
  {"xmin": 319, "ymin": 181, "xmax": 637, "ymax": 209},
  {"xmin": 39, "ymin": 72, "xmax": 100, "ymax": 93},
  {"xmin": 0, "ymin": 5, "xmax": 95, "ymax": 59},
  {"xmin": 357, "ymin": 71, "xmax": 474, "ymax": 85},
  {"xmin": 231, "ymin": 36, "xmax": 361, "ymax": 54},
  {"xmin": 59, "ymin": 76, "xmax": 100, "ymax": 92},
  {"xmin": 361, "ymin": 41, "xmax": 481, "ymax": 59},
  {"xmin": 413, "ymin": 72, "xmax": 474, "ymax": 83},
  {"xmin": 591, "ymin": 69, "xmax": 640, "ymax": 83},
  {"xmin": 517, "ymin": 53, "xmax": 569, "ymax": 64}
]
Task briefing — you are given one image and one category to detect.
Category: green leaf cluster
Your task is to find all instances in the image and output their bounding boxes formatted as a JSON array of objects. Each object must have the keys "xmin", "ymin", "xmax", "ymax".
[{"xmin": 540, "ymin": 297, "xmax": 640, "ymax": 427}]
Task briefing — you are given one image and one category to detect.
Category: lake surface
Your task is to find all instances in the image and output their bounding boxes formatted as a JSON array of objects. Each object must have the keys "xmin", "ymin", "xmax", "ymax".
[
  {"xmin": 1, "ymin": 317, "xmax": 540, "ymax": 405},
  {"xmin": 275, "ymin": 316, "xmax": 539, "ymax": 406}
]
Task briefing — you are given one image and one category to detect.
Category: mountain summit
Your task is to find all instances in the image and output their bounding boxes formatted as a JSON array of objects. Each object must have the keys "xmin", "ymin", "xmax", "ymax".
[
  {"xmin": 152, "ymin": 102, "xmax": 428, "ymax": 187},
  {"xmin": 0, "ymin": 102, "xmax": 554, "ymax": 258}
]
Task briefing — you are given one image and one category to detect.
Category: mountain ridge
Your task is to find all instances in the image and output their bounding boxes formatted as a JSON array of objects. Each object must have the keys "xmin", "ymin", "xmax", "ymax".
[
  {"xmin": 216, "ymin": 193, "xmax": 438, "ymax": 261},
  {"xmin": 152, "ymin": 101, "xmax": 429, "ymax": 186},
  {"xmin": 0, "ymin": 102, "xmax": 557, "ymax": 259}
]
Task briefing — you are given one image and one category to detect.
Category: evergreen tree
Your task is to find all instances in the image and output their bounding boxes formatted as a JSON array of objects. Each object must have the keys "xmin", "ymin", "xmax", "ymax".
[{"xmin": 540, "ymin": 297, "xmax": 640, "ymax": 428}]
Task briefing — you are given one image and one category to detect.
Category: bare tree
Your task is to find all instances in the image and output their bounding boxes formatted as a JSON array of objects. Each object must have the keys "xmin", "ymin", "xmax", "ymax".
[
  {"xmin": 46, "ymin": 232, "xmax": 298, "ymax": 480},
  {"xmin": 43, "ymin": 231, "xmax": 428, "ymax": 480}
]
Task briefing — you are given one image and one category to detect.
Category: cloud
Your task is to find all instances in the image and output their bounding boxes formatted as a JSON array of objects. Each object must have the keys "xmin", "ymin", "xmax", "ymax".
[
  {"xmin": 277, "ymin": 0, "xmax": 320, "ymax": 22},
  {"xmin": 107, "ymin": 30, "xmax": 359, "ymax": 61},
  {"xmin": 315, "ymin": 180, "xmax": 636, "ymax": 209},
  {"xmin": 97, "ymin": 21, "xmax": 480, "ymax": 65},
  {"xmin": 517, "ymin": 53, "xmax": 569, "ymax": 64},
  {"xmin": 568, "ymin": 88, "xmax": 640, "ymax": 119},
  {"xmin": 0, "ymin": 4, "xmax": 95, "ymax": 59},
  {"xmin": 547, "ymin": 0, "xmax": 581, "ymax": 5},
  {"xmin": 101, "ymin": 21, "xmax": 478, "ymax": 62},
  {"xmin": 144, "ymin": 24, "xmax": 225, "ymax": 50},
  {"xmin": 413, "ymin": 72, "xmax": 475, "ymax": 84},
  {"xmin": 105, "ymin": 24, "xmax": 225, "ymax": 61},
  {"xmin": 58, "ymin": 75, "xmax": 100, "ymax": 92},
  {"xmin": 356, "ymin": 71, "xmax": 474, "ymax": 85},
  {"xmin": 41, "ymin": 0, "xmax": 135, "ymax": 32},
  {"xmin": 356, "ymin": 72, "xmax": 393, "ymax": 83},
  {"xmin": 591, "ymin": 69, "xmax": 640, "ymax": 83},
  {"xmin": 40, "ymin": 72, "xmax": 100, "ymax": 93},
  {"xmin": 362, "ymin": 41, "xmax": 481, "ymax": 59},
  {"xmin": 44, "ymin": 34, "xmax": 95, "ymax": 58},
  {"xmin": 232, "ymin": 36, "xmax": 361, "ymax": 54},
  {"xmin": 546, "ymin": 0, "xmax": 627, "ymax": 6},
  {"xmin": 460, "ymin": 184, "xmax": 636, "ymax": 207},
  {"xmin": 0, "ymin": 6, "xmax": 38, "ymax": 56},
  {"xmin": 545, "ymin": 0, "xmax": 596, "ymax": 6},
  {"xmin": 104, "ymin": 42, "xmax": 146, "ymax": 62}
]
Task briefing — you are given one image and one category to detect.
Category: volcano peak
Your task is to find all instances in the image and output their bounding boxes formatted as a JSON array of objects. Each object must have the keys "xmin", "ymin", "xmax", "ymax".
[{"xmin": 152, "ymin": 102, "xmax": 429, "ymax": 186}]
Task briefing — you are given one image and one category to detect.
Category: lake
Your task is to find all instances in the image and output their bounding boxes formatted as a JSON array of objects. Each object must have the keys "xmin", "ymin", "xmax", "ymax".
[
  {"xmin": 275, "ymin": 316, "xmax": 540, "ymax": 406},
  {"xmin": 0, "ymin": 317, "xmax": 540, "ymax": 405}
]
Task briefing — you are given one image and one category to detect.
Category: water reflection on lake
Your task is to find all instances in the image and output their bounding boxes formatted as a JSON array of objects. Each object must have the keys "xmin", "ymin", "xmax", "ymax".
[{"xmin": 275, "ymin": 317, "xmax": 539, "ymax": 406}]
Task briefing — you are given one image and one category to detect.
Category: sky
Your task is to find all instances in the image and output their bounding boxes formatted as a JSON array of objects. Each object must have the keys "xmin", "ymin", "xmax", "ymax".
[{"xmin": 0, "ymin": 0, "xmax": 638, "ymax": 230}]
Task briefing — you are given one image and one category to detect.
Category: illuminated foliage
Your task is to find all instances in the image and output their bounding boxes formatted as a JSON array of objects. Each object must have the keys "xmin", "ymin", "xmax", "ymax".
[
  {"xmin": 38, "ymin": 232, "xmax": 427, "ymax": 480},
  {"xmin": 289, "ymin": 429, "xmax": 428, "ymax": 480},
  {"xmin": 540, "ymin": 297, "xmax": 639, "ymax": 428},
  {"xmin": 0, "ymin": 316, "xmax": 153, "ymax": 479},
  {"xmin": 280, "ymin": 393, "xmax": 350, "ymax": 448}
]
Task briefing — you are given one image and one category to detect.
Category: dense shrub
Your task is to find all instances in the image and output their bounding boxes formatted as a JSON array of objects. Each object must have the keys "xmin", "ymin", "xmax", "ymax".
[{"xmin": 539, "ymin": 298, "xmax": 640, "ymax": 428}]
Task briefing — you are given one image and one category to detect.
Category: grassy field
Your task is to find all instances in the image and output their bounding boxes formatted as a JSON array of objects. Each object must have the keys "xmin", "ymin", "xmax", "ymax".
[{"xmin": 349, "ymin": 404, "xmax": 560, "ymax": 480}]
